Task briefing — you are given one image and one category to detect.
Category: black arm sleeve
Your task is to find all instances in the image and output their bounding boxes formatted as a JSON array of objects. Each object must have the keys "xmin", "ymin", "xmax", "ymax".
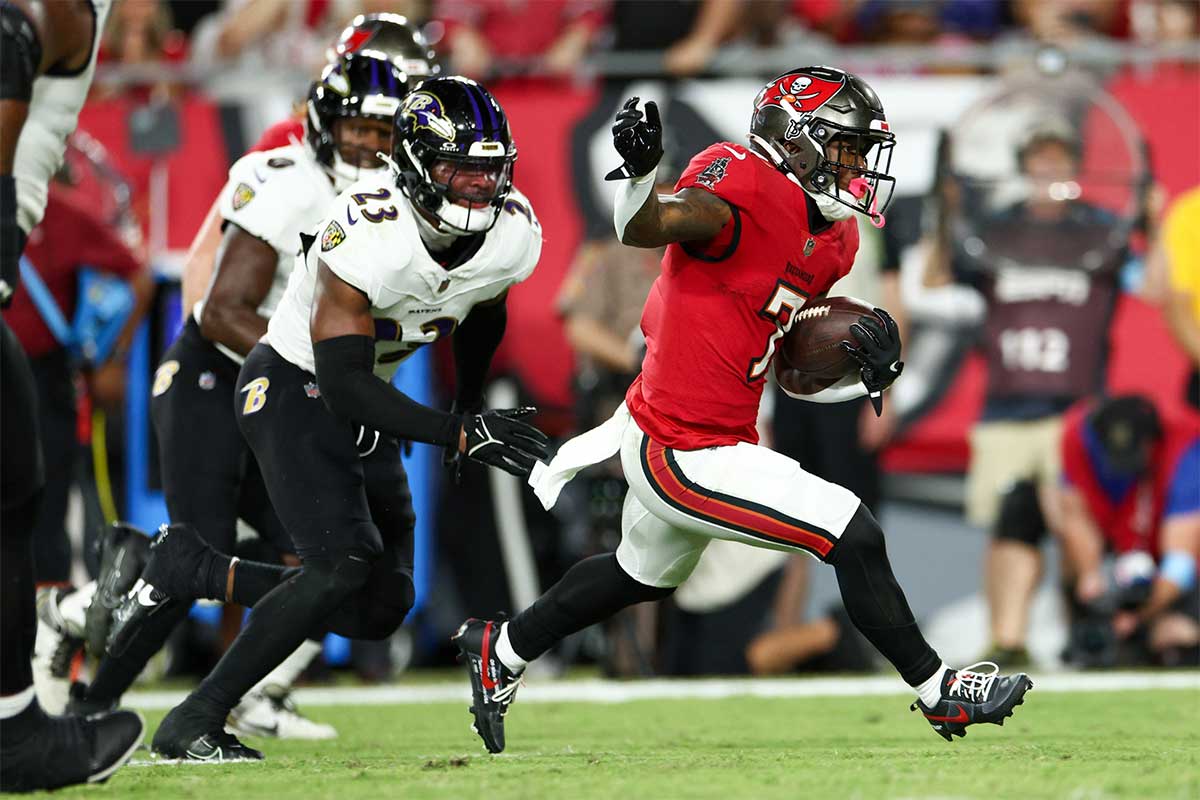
[
  {"xmin": 313, "ymin": 334, "xmax": 461, "ymax": 447},
  {"xmin": 452, "ymin": 298, "xmax": 507, "ymax": 413}
]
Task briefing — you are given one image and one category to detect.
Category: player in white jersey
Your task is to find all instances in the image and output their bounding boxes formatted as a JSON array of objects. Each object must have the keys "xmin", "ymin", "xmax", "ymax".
[
  {"xmin": 107, "ymin": 76, "xmax": 549, "ymax": 761},
  {"xmin": 0, "ymin": 0, "xmax": 146, "ymax": 791},
  {"xmin": 73, "ymin": 17, "xmax": 435, "ymax": 749}
]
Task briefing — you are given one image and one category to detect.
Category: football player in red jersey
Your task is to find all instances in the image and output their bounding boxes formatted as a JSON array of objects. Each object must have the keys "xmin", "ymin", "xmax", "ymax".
[{"xmin": 454, "ymin": 67, "xmax": 1034, "ymax": 752}]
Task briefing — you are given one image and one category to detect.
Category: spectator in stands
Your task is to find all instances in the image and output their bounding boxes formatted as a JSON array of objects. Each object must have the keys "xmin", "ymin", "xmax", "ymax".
[
  {"xmin": 926, "ymin": 122, "xmax": 1132, "ymax": 666},
  {"xmin": 96, "ymin": 0, "xmax": 188, "ymax": 101},
  {"xmin": 1011, "ymin": 0, "xmax": 1125, "ymax": 44},
  {"xmin": 436, "ymin": 0, "xmax": 604, "ymax": 81},
  {"xmin": 191, "ymin": 0, "xmax": 424, "ymax": 73},
  {"xmin": 746, "ymin": 602, "xmax": 877, "ymax": 675},
  {"xmin": 1159, "ymin": 186, "xmax": 1200, "ymax": 410},
  {"xmin": 1057, "ymin": 394, "xmax": 1200, "ymax": 667},
  {"xmin": 6, "ymin": 175, "xmax": 151, "ymax": 593}
]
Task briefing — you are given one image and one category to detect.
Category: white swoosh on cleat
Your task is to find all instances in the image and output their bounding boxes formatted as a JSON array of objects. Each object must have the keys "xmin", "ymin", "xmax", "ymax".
[{"xmin": 137, "ymin": 584, "xmax": 161, "ymax": 607}]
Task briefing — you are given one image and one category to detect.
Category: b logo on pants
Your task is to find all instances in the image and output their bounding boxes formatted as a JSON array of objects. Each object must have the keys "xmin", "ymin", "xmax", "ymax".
[{"xmin": 241, "ymin": 377, "xmax": 270, "ymax": 415}]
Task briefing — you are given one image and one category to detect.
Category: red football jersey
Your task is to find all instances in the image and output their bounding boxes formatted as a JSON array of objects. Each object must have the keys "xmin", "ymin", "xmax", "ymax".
[{"xmin": 625, "ymin": 142, "xmax": 859, "ymax": 450}]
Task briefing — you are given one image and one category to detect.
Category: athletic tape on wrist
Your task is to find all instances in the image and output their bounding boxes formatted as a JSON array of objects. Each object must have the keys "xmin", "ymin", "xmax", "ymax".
[{"xmin": 613, "ymin": 166, "xmax": 658, "ymax": 241}]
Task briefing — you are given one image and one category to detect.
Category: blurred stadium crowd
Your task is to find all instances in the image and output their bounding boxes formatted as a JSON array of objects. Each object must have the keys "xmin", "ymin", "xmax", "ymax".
[{"xmin": 10, "ymin": 0, "xmax": 1199, "ymax": 695}]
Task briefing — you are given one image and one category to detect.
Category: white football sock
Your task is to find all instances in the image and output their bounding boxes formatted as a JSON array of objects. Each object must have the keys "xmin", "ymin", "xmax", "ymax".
[
  {"xmin": 914, "ymin": 662, "xmax": 952, "ymax": 708},
  {"xmin": 0, "ymin": 686, "xmax": 37, "ymax": 719},
  {"xmin": 495, "ymin": 622, "xmax": 527, "ymax": 673},
  {"xmin": 251, "ymin": 639, "xmax": 323, "ymax": 695}
]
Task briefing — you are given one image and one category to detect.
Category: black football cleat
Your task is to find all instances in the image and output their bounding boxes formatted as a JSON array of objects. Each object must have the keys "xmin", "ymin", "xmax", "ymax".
[
  {"xmin": 911, "ymin": 661, "xmax": 1033, "ymax": 742},
  {"xmin": 66, "ymin": 681, "xmax": 118, "ymax": 717},
  {"xmin": 107, "ymin": 523, "xmax": 214, "ymax": 657},
  {"xmin": 152, "ymin": 703, "xmax": 263, "ymax": 763},
  {"xmin": 86, "ymin": 522, "xmax": 152, "ymax": 657},
  {"xmin": 0, "ymin": 705, "xmax": 145, "ymax": 792},
  {"xmin": 452, "ymin": 618, "xmax": 524, "ymax": 754}
]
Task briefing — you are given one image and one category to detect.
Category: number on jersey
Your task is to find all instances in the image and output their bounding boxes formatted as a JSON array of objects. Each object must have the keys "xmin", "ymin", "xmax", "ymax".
[
  {"xmin": 747, "ymin": 280, "xmax": 809, "ymax": 382},
  {"xmin": 352, "ymin": 188, "xmax": 399, "ymax": 224},
  {"xmin": 999, "ymin": 327, "xmax": 1070, "ymax": 373}
]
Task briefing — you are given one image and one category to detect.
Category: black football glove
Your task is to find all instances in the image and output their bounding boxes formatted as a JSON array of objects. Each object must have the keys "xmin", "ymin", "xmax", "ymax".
[
  {"xmin": 604, "ymin": 97, "xmax": 663, "ymax": 182},
  {"xmin": 460, "ymin": 407, "xmax": 550, "ymax": 479},
  {"xmin": 840, "ymin": 308, "xmax": 904, "ymax": 417}
]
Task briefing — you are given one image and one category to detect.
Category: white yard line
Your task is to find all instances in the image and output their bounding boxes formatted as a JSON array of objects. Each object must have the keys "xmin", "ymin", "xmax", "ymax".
[{"xmin": 123, "ymin": 671, "xmax": 1199, "ymax": 710}]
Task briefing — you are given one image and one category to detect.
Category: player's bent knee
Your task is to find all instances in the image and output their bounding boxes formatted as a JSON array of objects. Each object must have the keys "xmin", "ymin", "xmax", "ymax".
[
  {"xmin": 297, "ymin": 552, "xmax": 375, "ymax": 606},
  {"xmin": 827, "ymin": 504, "xmax": 886, "ymax": 567},
  {"xmin": 993, "ymin": 480, "xmax": 1046, "ymax": 546},
  {"xmin": 352, "ymin": 575, "xmax": 415, "ymax": 638}
]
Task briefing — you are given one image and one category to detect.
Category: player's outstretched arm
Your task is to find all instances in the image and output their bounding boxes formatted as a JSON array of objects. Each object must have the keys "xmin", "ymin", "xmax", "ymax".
[
  {"xmin": 620, "ymin": 187, "xmax": 732, "ymax": 249},
  {"xmin": 198, "ymin": 224, "xmax": 277, "ymax": 356},
  {"xmin": 310, "ymin": 262, "xmax": 549, "ymax": 476},
  {"xmin": 606, "ymin": 97, "xmax": 731, "ymax": 248}
]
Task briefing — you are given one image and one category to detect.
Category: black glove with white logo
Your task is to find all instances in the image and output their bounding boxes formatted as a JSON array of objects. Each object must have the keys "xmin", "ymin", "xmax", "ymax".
[
  {"xmin": 840, "ymin": 308, "xmax": 904, "ymax": 417},
  {"xmin": 459, "ymin": 407, "xmax": 550, "ymax": 479},
  {"xmin": 604, "ymin": 97, "xmax": 663, "ymax": 181}
]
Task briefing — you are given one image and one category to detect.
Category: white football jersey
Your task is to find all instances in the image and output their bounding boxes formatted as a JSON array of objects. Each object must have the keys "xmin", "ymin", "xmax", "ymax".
[
  {"xmin": 13, "ymin": 0, "xmax": 113, "ymax": 233},
  {"xmin": 266, "ymin": 179, "xmax": 542, "ymax": 380},
  {"xmin": 195, "ymin": 144, "xmax": 338, "ymax": 363}
]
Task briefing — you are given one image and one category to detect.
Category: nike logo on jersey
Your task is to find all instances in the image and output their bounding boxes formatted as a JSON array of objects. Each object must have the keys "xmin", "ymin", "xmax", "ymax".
[
  {"xmin": 722, "ymin": 145, "xmax": 746, "ymax": 160},
  {"xmin": 253, "ymin": 167, "xmax": 267, "ymax": 184},
  {"xmin": 346, "ymin": 206, "xmax": 358, "ymax": 226}
]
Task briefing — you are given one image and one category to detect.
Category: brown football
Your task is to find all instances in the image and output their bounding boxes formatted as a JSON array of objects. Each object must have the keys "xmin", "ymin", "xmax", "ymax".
[{"xmin": 774, "ymin": 296, "xmax": 876, "ymax": 395}]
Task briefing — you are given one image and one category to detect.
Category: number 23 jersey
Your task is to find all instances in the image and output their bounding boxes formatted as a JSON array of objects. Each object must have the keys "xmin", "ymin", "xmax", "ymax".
[{"xmin": 265, "ymin": 179, "xmax": 542, "ymax": 380}]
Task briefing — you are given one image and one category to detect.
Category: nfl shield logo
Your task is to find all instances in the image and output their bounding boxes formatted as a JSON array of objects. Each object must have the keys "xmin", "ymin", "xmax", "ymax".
[
  {"xmin": 198, "ymin": 371, "xmax": 216, "ymax": 390},
  {"xmin": 304, "ymin": 381, "xmax": 321, "ymax": 399},
  {"xmin": 438, "ymin": 277, "xmax": 451, "ymax": 293},
  {"xmin": 803, "ymin": 237, "xmax": 816, "ymax": 257},
  {"xmin": 232, "ymin": 182, "xmax": 255, "ymax": 210}
]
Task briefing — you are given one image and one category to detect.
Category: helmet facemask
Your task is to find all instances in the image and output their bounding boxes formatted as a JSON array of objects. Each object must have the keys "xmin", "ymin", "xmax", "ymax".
[
  {"xmin": 792, "ymin": 119, "xmax": 895, "ymax": 224},
  {"xmin": 327, "ymin": 115, "xmax": 394, "ymax": 190},
  {"xmin": 399, "ymin": 141, "xmax": 515, "ymax": 234}
]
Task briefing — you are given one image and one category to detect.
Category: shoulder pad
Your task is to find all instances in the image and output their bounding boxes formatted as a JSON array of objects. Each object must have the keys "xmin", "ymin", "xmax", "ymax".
[
  {"xmin": 219, "ymin": 146, "xmax": 325, "ymax": 248},
  {"xmin": 316, "ymin": 180, "xmax": 415, "ymax": 305},
  {"xmin": 675, "ymin": 142, "xmax": 758, "ymax": 206},
  {"xmin": 493, "ymin": 187, "xmax": 542, "ymax": 284}
]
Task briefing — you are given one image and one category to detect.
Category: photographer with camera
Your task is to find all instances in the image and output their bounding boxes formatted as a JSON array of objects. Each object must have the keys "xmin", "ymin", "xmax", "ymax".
[{"xmin": 1058, "ymin": 395, "xmax": 1200, "ymax": 667}]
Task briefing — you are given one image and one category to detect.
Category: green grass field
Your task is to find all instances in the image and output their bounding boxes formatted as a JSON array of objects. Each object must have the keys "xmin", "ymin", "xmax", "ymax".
[{"xmin": 37, "ymin": 686, "xmax": 1199, "ymax": 800}]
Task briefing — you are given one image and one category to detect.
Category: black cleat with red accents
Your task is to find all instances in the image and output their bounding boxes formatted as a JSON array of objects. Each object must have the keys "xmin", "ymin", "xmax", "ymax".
[
  {"xmin": 911, "ymin": 661, "xmax": 1033, "ymax": 741},
  {"xmin": 452, "ymin": 618, "xmax": 523, "ymax": 754}
]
